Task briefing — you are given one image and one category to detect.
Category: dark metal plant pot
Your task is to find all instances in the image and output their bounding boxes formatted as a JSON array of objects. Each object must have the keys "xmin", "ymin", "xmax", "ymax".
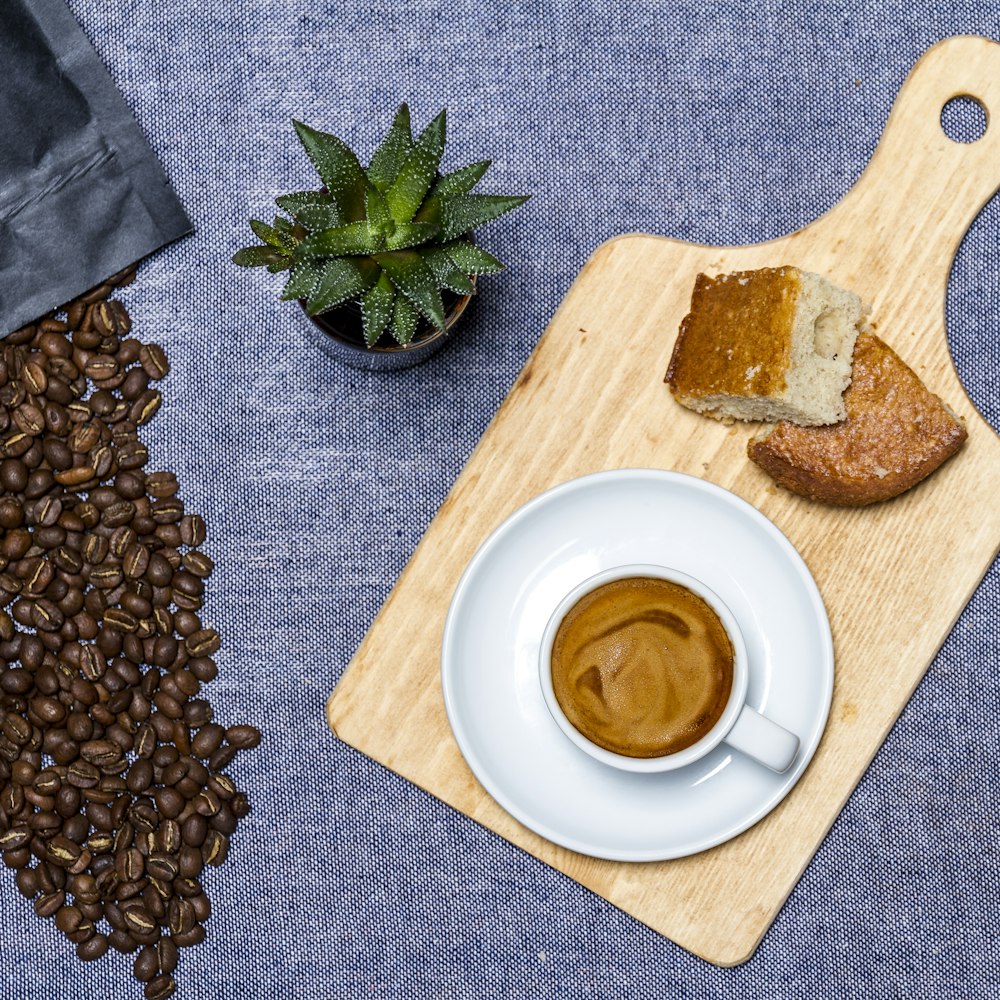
[{"xmin": 299, "ymin": 283, "xmax": 475, "ymax": 372}]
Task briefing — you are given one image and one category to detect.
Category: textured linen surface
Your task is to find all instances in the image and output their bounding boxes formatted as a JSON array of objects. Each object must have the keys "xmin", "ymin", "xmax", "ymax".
[{"xmin": 1, "ymin": 1, "xmax": 998, "ymax": 998}]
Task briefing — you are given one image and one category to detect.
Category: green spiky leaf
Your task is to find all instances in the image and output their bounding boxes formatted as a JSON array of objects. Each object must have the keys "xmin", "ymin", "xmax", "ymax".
[
  {"xmin": 294, "ymin": 202, "xmax": 343, "ymax": 231},
  {"xmin": 292, "ymin": 120, "xmax": 367, "ymax": 222},
  {"xmin": 249, "ymin": 219, "xmax": 289, "ymax": 250},
  {"xmin": 267, "ymin": 258, "xmax": 293, "ymax": 273},
  {"xmin": 275, "ymin": 190, "xmax": 336, "ymax": 218},
  {"xmin": 412, "ymin": 193, "xmax": 441, "ymax": 229},
  {"xmin": 273, "ymin": 215, "xmax": 296, "ymax": 235},
  {"xmin": 431, "ymin": 160, "xmax": 491, "ymax": 197},
  {"xmin": 376, "ymin": 250, "xmax": 446, "ymax": 329},
  {"xmin": 423, "ymin": 248, "xmax": 476, "ymax": 295},
  {"xmin": 385, "ymin": 221, "xmax": 439, "ymax": 251},
  {"xmin": 361, "ymin": 273, "xmax": 396, "ymax": 347},
  {"xmin": 366, "ymin": 104, "xmax": 413, "ymax": 192},
  {"xmin": 385, "ymin": 110, "xmax": 447, "ymax": 225},
  {"xmin": 233, "ymin": 246, "xmax": 286, "ymax": 268},
  {"xmin": 298, "ymin": 221, "xmax": 384, "ymax": 258},
  {"xmin": 365, "ymin": 186, "xmax": 392, "ymax": 235},
  {"xmin": 280, "ymin": 258, "xmax": 324, "ymax": 300},
  {"xmin": 391, "ymin": 295, "xmax": 419, "ymax": 345},
  {"xmin": 305, "ymin": 258, "xmax": 377, "ymax": 315},
  {"xmin": 442, "ymin": 239, "xmax": 505, "ymax": 275},
  {"xmin": 439, "ymin": 194, "xmax": 528, "ymax": 241}
]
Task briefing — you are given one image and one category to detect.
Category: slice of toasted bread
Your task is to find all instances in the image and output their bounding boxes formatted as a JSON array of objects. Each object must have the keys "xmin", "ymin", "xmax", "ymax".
[
  {"xmin": 666, "ymin": 266, "xmax": 863, "ymax": 425},
  {"xmin": 747, "ymin": 331, "xmax": 967, "ymax": 505}
]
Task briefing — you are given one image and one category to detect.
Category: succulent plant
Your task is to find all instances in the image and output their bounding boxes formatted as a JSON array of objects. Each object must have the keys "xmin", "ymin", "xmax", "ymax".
[{"xmin": 233, "ymin": 105, "xmax": 528, "ymax": 346}]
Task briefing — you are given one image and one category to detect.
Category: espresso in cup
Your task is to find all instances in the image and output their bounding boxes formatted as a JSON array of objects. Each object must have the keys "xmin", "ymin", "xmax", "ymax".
[{"xmin": 550, "ymin": 576, "xmax": 735, "ymax": 758}]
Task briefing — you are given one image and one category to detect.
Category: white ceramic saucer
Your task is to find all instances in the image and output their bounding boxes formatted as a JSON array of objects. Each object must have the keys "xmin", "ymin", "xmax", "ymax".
[{"xmin": 441, "ymin": 469, "xmax": 833, "ymax": 862}]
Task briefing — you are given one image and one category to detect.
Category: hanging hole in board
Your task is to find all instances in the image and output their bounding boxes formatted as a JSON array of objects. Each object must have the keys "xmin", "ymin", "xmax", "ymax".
[{"xmin": 940, "ymin": 95, "xmax": 988, "ymax": 144}]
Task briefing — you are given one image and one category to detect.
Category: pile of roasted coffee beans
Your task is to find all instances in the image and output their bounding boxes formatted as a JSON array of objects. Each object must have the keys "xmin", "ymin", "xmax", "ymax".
[{"xmin": 0, "ymin": 265, "xmax": 260, "ymax": 999}]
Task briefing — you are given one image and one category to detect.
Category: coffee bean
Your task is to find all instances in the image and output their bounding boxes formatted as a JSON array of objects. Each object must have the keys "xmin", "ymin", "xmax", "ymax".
[
  {"xmin": 109, "ymin": 525, "xmax": 136, "ymax": 559},
  {"xmin": 1, "ymin": 713, "xmax": 31, "ymax": 745},
  {"xmin": 145, "ymin": 975, "xmax": 177, "ymax": 1000},
  {"xmin": 176, "ymin": 515, "xmax": 205, "ymax": 549},
  {"xmin": 124, "ymin": 543, "xmax": 150, "ymax": 579},
  {"xmin": 0, "ymin": 827, "xmax": 31, "ymax": 851},
  {"xmin": 35, "ymin": 889, "xmax": 66, "ymax": 918},
  {"xmin": 130, "ymin": 799, "xmax": 160, "ymax": 832},
  {"xmin": 139, "ymin": 344, "xmax": 169, "ymax": 380},
  {"xmin": 104, "ymin": 608, "xmax": 138, "ymax": 632},
  {"xmin": 146, "ymin": 553, "xmax": 173, "ymax": 587},
  {"xmin": 0, "ymin": 457, "xmax": 28, "ymax": 491},
  {"xmin": 185, "ymin": 628, "xmax": 220, "ymax": 657},
  {"xmin": 201, "ymin": 830, "xmax": 229, "ymax": 867},
  {"xmin": 147, "ymin": 852, "xmax": 179, "ymax": 881},
  {"xmin": 183, "ymin": 698, "xmax": 211, "ymax": 728},
  {"xmin": 193, "ymin": 788, "xmax": 220, "ymax": 817},
  {"xmin": 190, "ymin": 723, "xmax": 225, "ymax": 759},
  {"xmin": 0, "ymin": 667, "xmax": 32, "ymax": 694},
  {"xmin": 123, "ymin": 904, "xmax": 157, "ymax": 938},
  {"xmin": 22, "ymin": 557, "xmax": 53, "ymax": 595},
  {"xmin": 102, "ymin": 500, "xmax": 136, "ymax": 528},
  {"xmin": 0, "ymin": 498, "xmax": 23, "ymax": 530},
  {"xmin": 134, "ymin": 945, "xmax": 159, "ymax": 982},
  {"xmin": 3, "ymin": 846, "xmax": 32, "ymax": 869},
  {"xmin": 153, "ymin": 936, "xmax": 178, "ymax": 976},
  {"xmin": 22, "ymin": 359, "xmax": 48, "ymax": 396},
  {"xmin": 116, "ymin": 847, "xmax": 145, "ymax": 883},
  {"xmin": 166, "ymin": 896, "xmax": 194, "ymax": 936},
  {"xmin": 11, "ymin": 759, "xmax": 36, "ymax": 785},
  {"xmin": 14, "ymin": 867, "xmax": 38, "ymax": 900},
  {"xmin": 83, "ymin": 355, "xmax": 118, "ymax": 381},
  {"xmin": 33, "ymin": 769, "xmax": 62, "ymax": 795},
  {"xmin": 151, "ymin": 498, "xmax": 183, "ymax": 524},
  {"xmin": 145, "ymin": 472, "xmax": 178, "ymax": 498},
  {"xmin": 181, "ymin": 550, "xmax": 214, "ymax": 578},
  {"xmin": 81, "ymin": 739, "xmax": 122, "ymax": 767},
  {"xmin": 80, "ymin": 646, "xmax": 107, "ymax": 681},
  {"xmin": 89, "ymin": 566, "xmax": 123, "ymax": 590},
  {"xmin": 54, "ymin": 465, "xmax": 96, "ymax": 487},
  {"xmin": 67, "ymin": 761, "xmax": 100, "ymax": 788},
  {"xmin": 77, "ymin": 932, "xmax": 109, "ymax": 961},
  {"xmin": 106, "ymin": 928, "xmax": 138, "ymax": 954},
  {"xmin": 13, "ymin": 403, "xmax": 45, "ymax": 436},
  {"xmin": 117, "ymin": 439, "xmax": 149, "ymax": 470},
  {"xmin": 47, "ymin": 835, "xmax": 83, "ymax": 868},
  {"xmin": 154, "ymin": 787, "xmax": 184, "ymax": 820},
  {"xmin": 208, "ymin": 744, "xmax": 237, "ymax": 771}
]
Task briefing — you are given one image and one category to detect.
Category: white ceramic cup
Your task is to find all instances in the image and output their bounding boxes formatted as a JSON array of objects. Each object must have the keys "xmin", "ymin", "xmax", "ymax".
[{"xmin": 538, "ymin": 563, "xmax": 800, "ymax": 773}]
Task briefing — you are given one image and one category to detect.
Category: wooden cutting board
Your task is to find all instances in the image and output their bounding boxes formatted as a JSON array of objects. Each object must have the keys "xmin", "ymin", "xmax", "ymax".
[{"xmin": 326, "ymin": 36, "xmax": 1000, "ymax": 966}]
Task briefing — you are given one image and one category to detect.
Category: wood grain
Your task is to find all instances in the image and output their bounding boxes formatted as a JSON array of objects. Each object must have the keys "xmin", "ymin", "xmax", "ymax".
[{"xmin": 326, "ymin": 36, "xmax": 1000, "ymax": 965}]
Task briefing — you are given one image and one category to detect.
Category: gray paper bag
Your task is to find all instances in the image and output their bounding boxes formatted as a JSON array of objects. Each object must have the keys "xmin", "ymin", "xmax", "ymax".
[{"xmin": 0, "ymin": 0, "xmax": 191, "ymax": 335}]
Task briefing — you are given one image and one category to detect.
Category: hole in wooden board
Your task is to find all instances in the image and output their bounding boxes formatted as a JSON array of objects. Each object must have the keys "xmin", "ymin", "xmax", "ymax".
[{"xmin": 940, "ymin": 95, "xmax": 988, "ymax": 144}]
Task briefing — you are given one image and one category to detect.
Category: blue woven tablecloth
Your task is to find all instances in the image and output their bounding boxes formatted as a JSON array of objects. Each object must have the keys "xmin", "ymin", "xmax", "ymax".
[{"xmin": 2, "ymin": 1, "xmax": 997, "ymax": 997}]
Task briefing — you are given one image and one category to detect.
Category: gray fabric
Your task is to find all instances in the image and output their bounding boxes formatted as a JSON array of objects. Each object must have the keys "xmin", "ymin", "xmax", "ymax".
[{"xmin": 1, "ymin": 1, "xmax": 997, "ymax": 996}]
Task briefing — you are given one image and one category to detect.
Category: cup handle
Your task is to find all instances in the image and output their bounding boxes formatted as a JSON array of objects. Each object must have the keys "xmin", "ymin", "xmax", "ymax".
[{"xmin": 723, "ymin": 705, "xmax": 800, "ymax": 773}]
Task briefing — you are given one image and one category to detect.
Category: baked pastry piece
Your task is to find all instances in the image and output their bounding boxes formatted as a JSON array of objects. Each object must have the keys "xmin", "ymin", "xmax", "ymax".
[
  {"xmin": 747, "ymin": 331, "xmax": 967, "ymax": 505},
  {"xmin": 666, "ymin": 266, "xmax": 863, "ymax": 425}
]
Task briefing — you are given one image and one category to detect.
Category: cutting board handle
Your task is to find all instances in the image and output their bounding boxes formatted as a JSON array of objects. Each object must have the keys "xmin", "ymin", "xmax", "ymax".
[{"xmin": 817, "ymin": 35, "xmax": 1000, "ymax": 283}]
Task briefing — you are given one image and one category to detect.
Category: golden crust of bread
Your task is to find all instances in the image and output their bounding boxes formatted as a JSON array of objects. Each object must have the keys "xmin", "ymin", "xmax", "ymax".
[
  {"xmin": 666, "ymin": 267, "xmax": 798, "ymax": 402},
  {"xmin": 747, "ymin": 331, "xmax": 967, "ymax": 505}
]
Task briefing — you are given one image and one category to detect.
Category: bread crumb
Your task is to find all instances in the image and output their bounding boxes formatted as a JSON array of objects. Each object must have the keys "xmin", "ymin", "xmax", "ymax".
[{"xmin": 873, "ymin": 466, "xmax": 889, "ymax": 478}]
